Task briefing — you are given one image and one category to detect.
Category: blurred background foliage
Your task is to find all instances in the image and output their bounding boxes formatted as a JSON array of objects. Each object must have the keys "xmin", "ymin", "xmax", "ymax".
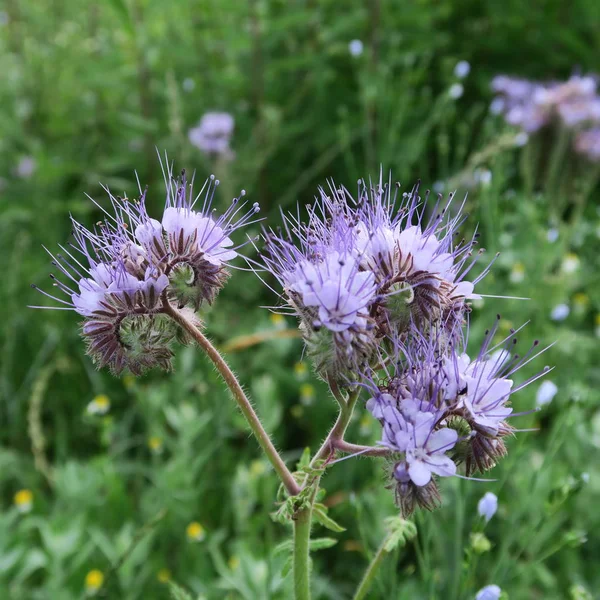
[{"xmin": 1, "ymin": 0, "xmax": 599, "ymax": 598}]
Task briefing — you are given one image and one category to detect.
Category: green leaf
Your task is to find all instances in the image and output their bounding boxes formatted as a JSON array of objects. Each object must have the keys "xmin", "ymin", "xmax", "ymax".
[
  {"xmin": 309, "ymin": 537, "xmax": 338, "ymax": 551},
  {"xmin": 297, "ymin": 447, "xmax": 312, "ymax": 470},
  {"xmin": 313, "ymin": 504, "xmax": 346, "ymax": 533},
  {"xmin": 168, "ymin": 581, "xmax": 194, "ymax": 600},
  {"xmin": 383, "ymin": 517, "xmax": 417, "ymax": 552}
]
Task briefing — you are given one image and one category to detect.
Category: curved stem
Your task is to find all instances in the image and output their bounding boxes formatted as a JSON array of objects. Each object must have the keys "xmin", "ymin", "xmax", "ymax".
[
  {"xmin": 163, "ymin": 300, "xmax": 300, "ymax": 496},
  {"xmin": 353, "ymin": 531, "xmax": 392, "ymax": 600},
  {"xmin": 312, "ymin": 387, "xmax": 361, "ymax": 466}
]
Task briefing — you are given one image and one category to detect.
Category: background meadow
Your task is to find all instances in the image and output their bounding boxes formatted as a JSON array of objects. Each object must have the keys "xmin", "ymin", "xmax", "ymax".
[{"xmin": 1, "ymin": 1, "xmax": 600, "ymax": 598}]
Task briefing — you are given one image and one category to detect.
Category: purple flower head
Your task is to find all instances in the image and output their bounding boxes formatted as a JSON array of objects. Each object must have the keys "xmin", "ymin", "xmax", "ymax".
[
  {"xmin": 350, "ymin": 178, "xmax": 488, "ymax": 335},
  {"xmin": 261, "ymin": 199, "xmax": 378, "ymax": 378},
  {"xmin": 188, "ymin": 112, "xmax": 235, "ymax": 159},
  {"xmin": 258, "ymin": 174, "xmax": 492, "ymax": 380},
  {"xmin": 363, "ymin": 318, "xmax": 550, "ymax": 513},
  {"xmin": 32, "ymin": 157, "xmax": 257, "ymax": 374}
]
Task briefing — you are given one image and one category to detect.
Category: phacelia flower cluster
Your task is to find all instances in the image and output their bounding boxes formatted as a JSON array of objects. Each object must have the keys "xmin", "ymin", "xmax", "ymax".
[
  {"xmin": 365, "ymin": 319, "xmax": 549, "ymax": 516},
  {"xmin": 188, "ymin": 112, "xmax": 235, "ymax": 160},
  {"xmin": 260, "ymin": 178, "xmax": 489, "ymax": 380},
  {"xmin": 491, "ymin": 74, "xmax": 600, "ymax": 161},
  {"xmin": 261, "ymin": 174, "xmax": 547, "ymax": 515},
  {"xmin": 32, "ymin": 161, "xmax": 258, "ymax": 374}
]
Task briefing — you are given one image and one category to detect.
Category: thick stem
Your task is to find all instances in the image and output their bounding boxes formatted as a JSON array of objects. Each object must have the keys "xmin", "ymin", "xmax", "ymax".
[
  {"xmin": 163, "ymin": 301, "xmax": 300, "ymax": 496},
  {"xmin": 293, "ymin": 504, "xmax": 313, "ymax": 600},
  {"xmin": 353, "ymin": 531, "xmax": 392, "ymax": 600}
]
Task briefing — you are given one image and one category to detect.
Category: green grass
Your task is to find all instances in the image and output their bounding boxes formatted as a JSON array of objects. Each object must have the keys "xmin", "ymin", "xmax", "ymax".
[{"xmin": 1, "ymin": 1, "xmax": 599, "ymax": 598}]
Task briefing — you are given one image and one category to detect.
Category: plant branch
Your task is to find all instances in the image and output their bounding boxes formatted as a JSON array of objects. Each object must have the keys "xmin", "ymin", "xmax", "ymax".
[
  {"xmin": 332, "ymin": 439, "xmax": 391, "ymax": 458},
  {"xmin": 163, "ymin": 300, "xmax": 300, "ymax": 496},
  {"xmin": 311, "ymin": 386, "xmax": 361, "ymax": 466}
]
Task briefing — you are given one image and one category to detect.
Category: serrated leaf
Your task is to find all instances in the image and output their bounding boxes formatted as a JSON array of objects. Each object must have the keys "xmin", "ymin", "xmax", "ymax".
[
  {"xmin": 382, "ymin": 517, "xmax": 417, "ymax": 552},
  {"xmin": 313, "ymin": 505, "xmax": 346, "ymax": 533}
]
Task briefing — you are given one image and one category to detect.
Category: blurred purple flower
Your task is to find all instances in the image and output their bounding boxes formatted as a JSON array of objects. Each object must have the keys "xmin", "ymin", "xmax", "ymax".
[
  {"xmin": 16, "ymin": 156, "xmax": 37, "ymax": 178},
  {"xmin": 476, "ymin": 585, "xmax": 502, "ymax": 600},
  {"xmin": 477, "ymin": 491, "xmax": 498, "ymax": 522},
  {"xmin": 575, "ymin": 127, "xmax": 600, "ymax": 161},
  {"xmin": 189, "ymin": 112, "xmax": 235, "ymax": 159},
  {"xmin": 348, "ymin": 39, "xmax": 364, "ymax": 57}
]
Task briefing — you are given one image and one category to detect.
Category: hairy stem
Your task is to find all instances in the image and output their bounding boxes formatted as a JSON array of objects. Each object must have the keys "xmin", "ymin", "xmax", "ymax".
[
  {"xmin": 312, "ymin": 387, "xmax": 361, "ymax": 466},
  {"xmin": 353, "ymin": 531, "xmax": 392, "ymax": 600},
  {"xmin": 293, "ymin": 502, "xmax": 314, "ymax": 600},
  {"xmin": 332, "ymin": 439, "xmax": 391, "ymax": 458},
  {"xmin": 163, "ymin": 301, "xmax": 300, "ymax": 496}
]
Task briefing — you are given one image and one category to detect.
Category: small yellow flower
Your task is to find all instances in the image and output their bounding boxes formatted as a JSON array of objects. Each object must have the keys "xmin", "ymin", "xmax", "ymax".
[
  {"xmin": 299, "ymin": 383, "xmax": 315, "ymax": 406},
  {"xmin": 157, "ymin": 568, "xmax": 171, "ymax": 583},
  {"xmin": 148, "ymin": 436, "xmax": 164, "ymax": 454},
  {"xmin": 87, "ymin": 394, "xmax": 110, "ymax": 415},
  {"xmin": 294, "ymin": 362, "xmax": 308, "ymax": 380},
  {"xmin": 359, "ymin": 414, "xmax": 372, "ymax": 437},
  {"xmin": 498, "ymin": 319, "xmax": 514, "ymax": 335},
  {"xmin": 250, "ymin": 459, "xmax": 266, "ymax": 477},
  {"xmin": 269, "ymin": 313, "xmax": 286, "ymax": 329},
  {"xmin": 85, "ymin": 569, "xmax": 104, "ymax": 595},
  {"xmin": 572, "ymin": 293, "xmax": 589, "ymax": 315},
  {"xmin": 228, "ymin": 555, "xmax": 240, "ymax": 570},
  {"xmin": 561, "ymin": 253, "xmax": 580, "ymax": 274},
  {"xmin": 14, "ymin": 489, "xmax": 33, "ymax": 513},
  {"xmin": 509, "ymin": 262, "xmax": 525, "ymax": 283},
  {"xmin": 186, "ymin": 521, "xmax": 206, "ymax": 542}
]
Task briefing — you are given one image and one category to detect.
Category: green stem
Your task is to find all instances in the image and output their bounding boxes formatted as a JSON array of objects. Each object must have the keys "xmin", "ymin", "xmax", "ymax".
[
  {"xmin": 163, "ymin": 300, "xmax": 300, "ymax": 496},
  {"xmin": 311, "ymin": 387, "xmax": 360, "ymax": 465},
  {"xmin": 293, "ymin": 503, "xmax": 314, "ymax": 600},
  {"xmin": 353, "ymin": 531, "xmax": 391, "ymax": 600}
]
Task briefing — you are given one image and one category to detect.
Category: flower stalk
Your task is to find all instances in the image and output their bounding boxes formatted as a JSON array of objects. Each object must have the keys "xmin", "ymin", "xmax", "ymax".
[
  {"xmin": 162, "ymin": 299, "xmax": 300, "ymax": 496},
  {"xmin": 353, "ymin": 531, "xmax": 392, "ymax": 600}
]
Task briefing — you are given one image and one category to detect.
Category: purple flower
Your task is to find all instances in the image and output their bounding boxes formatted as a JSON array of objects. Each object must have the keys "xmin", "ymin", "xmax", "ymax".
[
  {"xmin": 362, "ymin": 317, "xmax": 549, "ymax": 514},
  {"xmin": 382, "ymin": 408, "xmax": 457, "ymax": 486},
  {"xmin": 32, "ymin": 158, "xmax": 257, "ymax": 373},
  {"xmin": 476, "ymin": 585, "xmax": 502, "ymax": 600},
  {"xmin": 259, "ymin": 176, "xmax": 488, "ymax": 378},
  {"xmin": 262, "ymin": 206, "xmax": 378, "ymax": 377},
  {"xmin": 16, "ymin": 156, "xmax": 37, "ymax": 178},
  {"xmin": 351, "ymin": 179, "xmax": 488, "ymax": 334},
  {"xmin": 188, "ymin": 112, "xmax": 235, "ymax": 159},
  {"xmin": 477, "ymin": 491, "xmax": 498, "ymax": 522}
]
